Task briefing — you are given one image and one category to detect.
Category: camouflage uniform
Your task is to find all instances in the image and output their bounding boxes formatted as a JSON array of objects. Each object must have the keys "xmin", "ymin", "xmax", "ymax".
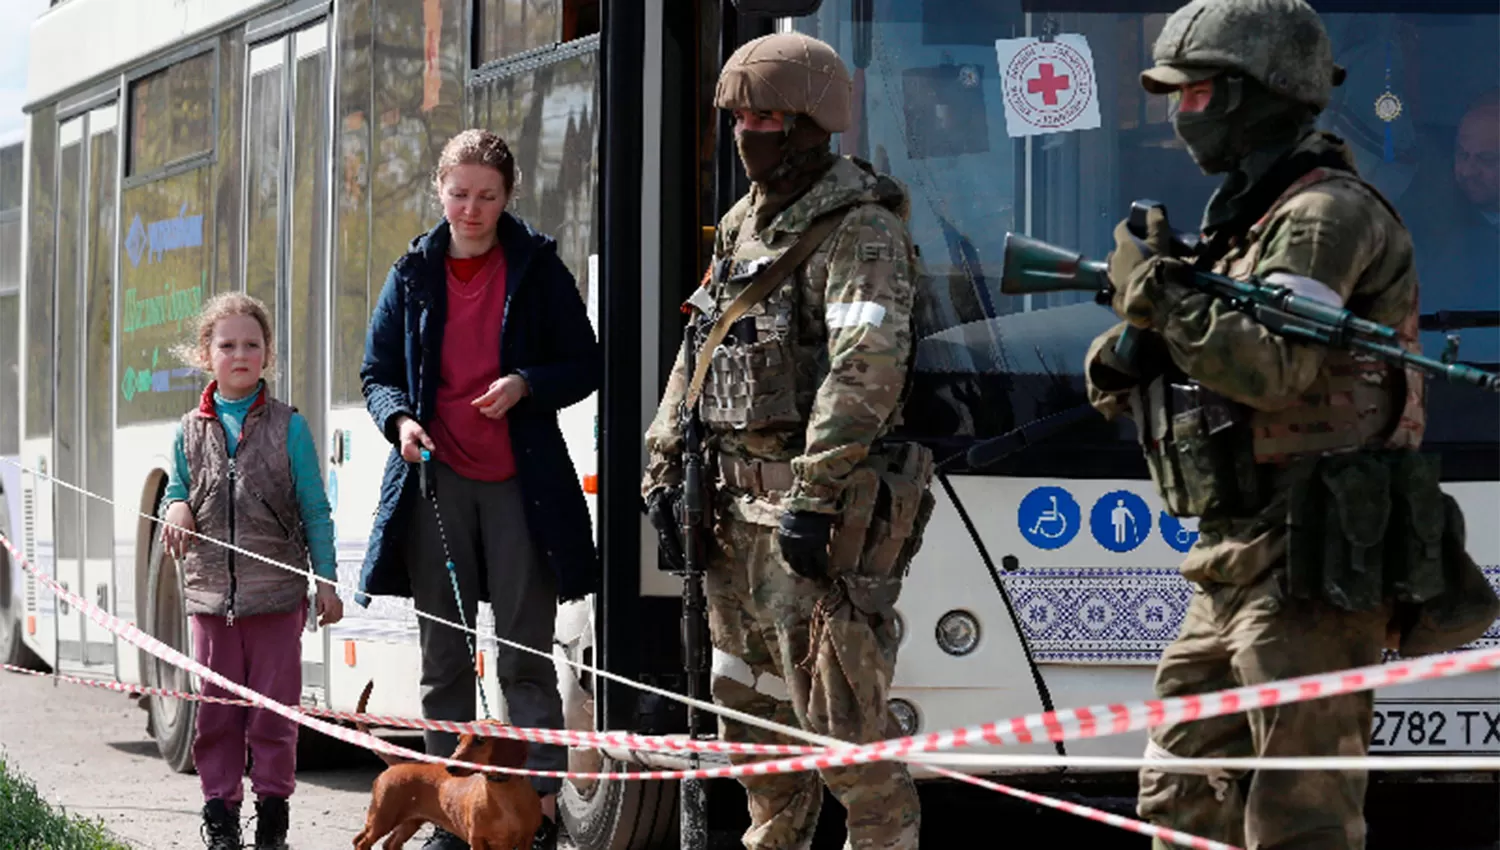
[
  {"xmin": 1084, "ymin": 2, "xmax": 1439, "ymax": 847},
  {"xmin": 642, "ymin": 33, "xmax": 933, "ymax": 850}
]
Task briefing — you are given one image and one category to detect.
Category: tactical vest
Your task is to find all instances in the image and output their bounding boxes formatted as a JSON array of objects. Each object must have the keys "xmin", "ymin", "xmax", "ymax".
[
  {"xmin": 1133, "ymin": 166, "xmax": 1426, "ymax": 519},
  {"xmin": 696, "ymin": 183, "xmax": 915, "ymax": 433},
  {"xmin": 696, "ymin": 211, "xmax": 819, "ymax": 431}
]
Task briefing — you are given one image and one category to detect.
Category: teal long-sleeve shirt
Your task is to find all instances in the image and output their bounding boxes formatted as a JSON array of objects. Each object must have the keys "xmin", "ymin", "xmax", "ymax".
[{"xmin": 163, "ymin": 387, "xmax": 337, "ymax": 582}]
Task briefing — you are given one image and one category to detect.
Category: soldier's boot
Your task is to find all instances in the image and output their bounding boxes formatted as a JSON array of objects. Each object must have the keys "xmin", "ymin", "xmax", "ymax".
[
  {"xmin": 200, "ymin": 798, "xmax": 242, "ymax": 850},
  {"xmin": 252, "ymin": 796, "xmax": 290, "ymax": 850}
]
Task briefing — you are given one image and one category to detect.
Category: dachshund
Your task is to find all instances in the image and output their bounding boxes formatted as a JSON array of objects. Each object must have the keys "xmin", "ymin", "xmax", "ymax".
[{"xmin": 352, "ymin": 681, "xmax": 542, "ymax": 850}]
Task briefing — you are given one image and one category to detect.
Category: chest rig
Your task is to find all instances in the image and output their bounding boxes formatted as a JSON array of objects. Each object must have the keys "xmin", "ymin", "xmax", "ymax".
[
  {"xmin": 1133, "ymin": 167, "xmax": 1424, "ymax": 520},
  {"xmin": 689, "ymin": 208, "xmax": 845, "ymax": 432}
]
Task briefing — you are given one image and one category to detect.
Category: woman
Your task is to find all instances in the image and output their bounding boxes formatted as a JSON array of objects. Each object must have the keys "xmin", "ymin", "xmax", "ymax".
[{"xmin": 357, "ymin": 128, "xmax": 600, "ymax": 850}]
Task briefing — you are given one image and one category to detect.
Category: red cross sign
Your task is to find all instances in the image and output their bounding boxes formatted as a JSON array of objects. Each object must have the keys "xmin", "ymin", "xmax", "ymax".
[
  {"xmin": 997, "ymin": 35, "xmax": 1101, "ymax": 137},
  {"xmin": 1027, "ymin": 63, "xmax": 1071, "ymax": 106}
]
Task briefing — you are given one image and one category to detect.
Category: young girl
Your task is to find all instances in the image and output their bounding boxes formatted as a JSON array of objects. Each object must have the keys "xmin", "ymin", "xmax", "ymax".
[{"xmin": 159, "ymin": 291, "xmax": 342, "ymax": 850}]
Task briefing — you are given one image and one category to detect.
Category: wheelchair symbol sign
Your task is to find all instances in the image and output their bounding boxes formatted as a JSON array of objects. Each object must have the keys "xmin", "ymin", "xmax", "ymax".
[
  {"xmin": 1159, "ymin": 512, "xmax": 1199, "ymax": 553},
  {"xmin": 1017, "ymin": 486, "xmax": 1081, "ymax": 550}
]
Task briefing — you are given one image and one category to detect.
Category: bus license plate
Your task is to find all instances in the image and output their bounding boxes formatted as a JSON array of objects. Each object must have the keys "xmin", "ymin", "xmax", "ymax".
[{"xmin": 1369, "ymin": 702, "xmax": 1500, "ymax": 753}]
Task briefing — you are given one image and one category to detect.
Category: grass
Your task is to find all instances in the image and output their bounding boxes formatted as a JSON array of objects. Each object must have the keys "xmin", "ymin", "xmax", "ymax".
[{"xmin": 0, "ymin": 749, "xmax": 133, "ymax": 850}]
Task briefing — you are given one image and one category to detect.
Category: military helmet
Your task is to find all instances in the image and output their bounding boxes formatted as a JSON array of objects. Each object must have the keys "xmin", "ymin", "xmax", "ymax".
[
  {"xmin": 714, "ymin": 32, "xmax": 853, "ymax": 134},
  {"xmin": 1140, "ymin": 0, "xmax": 1346, "ymax": 111}
]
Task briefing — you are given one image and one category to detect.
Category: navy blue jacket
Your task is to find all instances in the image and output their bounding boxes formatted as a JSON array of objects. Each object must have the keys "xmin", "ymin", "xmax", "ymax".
[{"xmin": 356, "ymin": 214, "xmax": 601, "ymax": 606}]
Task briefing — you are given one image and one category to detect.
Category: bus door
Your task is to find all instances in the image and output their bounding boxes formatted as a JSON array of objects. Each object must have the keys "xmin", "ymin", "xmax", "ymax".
[
  {"xmin": 54, "ymin": 100, "xmax": 120, "ymax": 676},
  {"xmin": 244, "ymin": 19, "xmax": 332, "ymax": 692}
]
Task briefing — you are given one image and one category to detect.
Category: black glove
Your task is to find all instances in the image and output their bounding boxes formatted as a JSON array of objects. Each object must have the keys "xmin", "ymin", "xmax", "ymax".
[
  {"xmin": 645, "ymin": 487, "xmax": 686, "ymax": 571},
  {"xmin": 776, "ymin": 511, "xmax": 834, "ymax": 581}
]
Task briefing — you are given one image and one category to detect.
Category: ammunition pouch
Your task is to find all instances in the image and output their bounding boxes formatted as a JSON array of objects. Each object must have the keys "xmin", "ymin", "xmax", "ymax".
[
  {"xmin": 700, "ymin": 314, "xmax": 803, "ymax": 430},
  {"xmin": 1285, "ymin": 451, "xmax": 1499, "ymax": 655},
  {"xmin": 1131, "ymin": 375, "xmax": 1264, "ymax": 519},
  {"xmin": 824, "ymin": 441, "xmax": 937, "ymax": 616}
]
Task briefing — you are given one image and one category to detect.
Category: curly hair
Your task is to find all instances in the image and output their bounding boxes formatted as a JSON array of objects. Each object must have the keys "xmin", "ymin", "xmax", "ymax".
[
  {"xmin": 171, "ymin": 291, "xmax": 275, "ymax": 373},
  {"xmin": 433, "ymin": 128, "xmax": 518, "ymax": 196}
]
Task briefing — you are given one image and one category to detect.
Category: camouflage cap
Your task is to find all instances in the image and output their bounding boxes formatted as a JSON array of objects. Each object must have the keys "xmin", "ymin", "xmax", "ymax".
[
  {"xmin": 714, "ymin": 32, "xmax": 853, "ymax": 134},
  {"xmin": 1141, "ymin": 0, "xmax": 1346, "ymax": 111}
]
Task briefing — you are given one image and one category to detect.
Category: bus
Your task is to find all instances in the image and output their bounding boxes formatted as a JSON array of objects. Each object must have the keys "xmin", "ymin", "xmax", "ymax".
[{"xmin": 0, "ymin": 0, "xmax": 1495, "ymax": 847}]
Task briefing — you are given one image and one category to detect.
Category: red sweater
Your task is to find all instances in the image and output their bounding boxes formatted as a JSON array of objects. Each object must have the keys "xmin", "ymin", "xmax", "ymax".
[{"xmin": 427, "ymin": 245, "xmax": 518, "ymax": 482}]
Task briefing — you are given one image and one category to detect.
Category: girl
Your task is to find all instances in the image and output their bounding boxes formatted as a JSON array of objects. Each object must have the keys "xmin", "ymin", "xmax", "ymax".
[
  {"xmin": 159, "ymin": 291, "xmax": 343, "ymax": 850},
  {"xmin": 357, "ymin": 128, "xmax": 600, "ymax": 850}
]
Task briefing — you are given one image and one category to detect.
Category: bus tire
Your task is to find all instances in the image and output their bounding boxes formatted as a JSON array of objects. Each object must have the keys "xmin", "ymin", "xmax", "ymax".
[
  {"xmin": 0, "ymin": 544, "xmax": 44, "ymax": 671},
  {"xmin": 559, "ymin": 756, "xmax": 680, "ymax": 850},
  {"xmin": 142, "ymin": 517, "xmax": 197, "ymax": 775}
]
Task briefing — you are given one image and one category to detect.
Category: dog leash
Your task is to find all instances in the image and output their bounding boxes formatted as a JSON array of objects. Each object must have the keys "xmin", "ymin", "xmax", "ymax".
[{"xmin": 419, "ymin": 448, "xmax": 495, "ymax": 721}]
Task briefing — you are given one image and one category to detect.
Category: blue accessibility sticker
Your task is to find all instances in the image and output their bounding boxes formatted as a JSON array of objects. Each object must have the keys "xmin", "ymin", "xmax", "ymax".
[
  {"xmin": 1017, "ymin": 486, "xmax": 1080, "ymax": 550},
  {"xmin": 1159, "ymin": 511, "xmax": 1200, "ymax": 553},
  {"xmin": 1089, "ymin": 490, "xmax": 1152, "ymax": 553},
  {"xmin": 327, "ymin": 467, "xmax": 339, "ymax": 513}
]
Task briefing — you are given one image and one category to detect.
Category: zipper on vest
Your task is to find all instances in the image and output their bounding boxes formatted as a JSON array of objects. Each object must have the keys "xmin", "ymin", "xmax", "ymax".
[{"xmin": 226, "ymin": 455, "xmax": 237, "ymax": 627}]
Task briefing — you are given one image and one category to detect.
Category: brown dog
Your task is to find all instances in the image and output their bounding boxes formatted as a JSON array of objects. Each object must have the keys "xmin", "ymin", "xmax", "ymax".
[{"xmin": 352, "ymin": 681, "xmax": 543, "ymax": 850}]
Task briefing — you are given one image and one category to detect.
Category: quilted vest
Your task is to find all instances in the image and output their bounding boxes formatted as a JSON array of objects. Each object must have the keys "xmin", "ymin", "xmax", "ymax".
[{"xmin": 180, "ymin": 387, "xmax": 311, "ymax": 620}]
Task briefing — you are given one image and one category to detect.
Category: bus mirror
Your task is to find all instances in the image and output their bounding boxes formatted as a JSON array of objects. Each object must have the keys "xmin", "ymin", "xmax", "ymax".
[{"xmin": 731, "ymin": 0, "xmax": 824, "ymax": 16}]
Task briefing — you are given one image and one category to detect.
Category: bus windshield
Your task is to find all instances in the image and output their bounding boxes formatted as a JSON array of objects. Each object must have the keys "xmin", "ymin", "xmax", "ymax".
[{"xmin": 793, "ymin": 0, "xmax": 1499, "ymax": 476}]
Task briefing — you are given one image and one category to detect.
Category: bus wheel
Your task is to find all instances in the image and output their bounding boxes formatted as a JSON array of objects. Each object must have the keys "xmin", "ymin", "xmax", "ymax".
[
  {"xmin": 554, "ymin": 597, "xmax": 679, "ymax": 849},
  {"xmin": 0, "ymin": 544, "xmax": 44, "ymax": 671},
  {"xmin": 559, "ymin": 755, "xmax": 680, "ymax": 850},
  {"xmin": 142, "ymin": 520, "xmax": 197, "ymax": 774}
]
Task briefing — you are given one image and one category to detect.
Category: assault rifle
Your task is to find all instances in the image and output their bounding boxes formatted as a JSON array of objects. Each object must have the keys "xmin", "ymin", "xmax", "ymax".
[
  {"xmin": 999, "ymin": 200, "xmax": 1500, "ymax": 393},
  {"xmin": 674, "ymin": 316, "xmax": 712, "ymax": 847}
]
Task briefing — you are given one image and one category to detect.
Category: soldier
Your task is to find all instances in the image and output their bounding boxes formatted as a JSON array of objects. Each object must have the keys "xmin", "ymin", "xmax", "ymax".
[
  {"xmin": 1084, "ymin": 0, "xmax": 1494, "ymax": 847},
  {"xmin": 641, "ymin": 32, "xmax": 935, "ymax": 850}
]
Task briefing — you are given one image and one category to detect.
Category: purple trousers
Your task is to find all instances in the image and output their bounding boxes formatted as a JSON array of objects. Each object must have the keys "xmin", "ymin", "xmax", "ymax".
[{"xmin": 189, "ymin": 603, "xmax": 307, "ymax": 805}]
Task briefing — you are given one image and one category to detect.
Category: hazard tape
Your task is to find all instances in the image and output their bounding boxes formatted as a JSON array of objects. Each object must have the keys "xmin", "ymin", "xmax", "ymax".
[
  {"xmin": 11, "ymin": 662, "xmax": 1497, "ymax": 775},
  {"xmin": 0, "ymin": 531, "xmax": 1240, "ymax": 849},
  {"xmin": 10, "ymin": 466, "xmax": 1500, "ymax": 848},
  {"xmin": 0, "ymin": 458, "xmax": 840, "ymax": 751},
  {"xmin": 0, "ymin": 664, "xmax": 823, "ymax": 757}
]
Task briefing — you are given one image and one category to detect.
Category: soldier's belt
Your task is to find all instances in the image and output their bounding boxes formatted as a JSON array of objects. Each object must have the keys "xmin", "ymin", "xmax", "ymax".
[{"xmin": 717, "ymin": 455, "xmax": 795, "ymax": 495}]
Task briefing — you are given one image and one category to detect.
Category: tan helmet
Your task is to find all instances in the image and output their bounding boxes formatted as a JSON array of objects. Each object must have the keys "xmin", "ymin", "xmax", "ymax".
[
  {"xmin": 1140, "ymin": 0, "xmax": 1346, "ymax": 111},
  {"xmin": 714, "ymin": 32, "xmax": 853, "ymax": 134}
]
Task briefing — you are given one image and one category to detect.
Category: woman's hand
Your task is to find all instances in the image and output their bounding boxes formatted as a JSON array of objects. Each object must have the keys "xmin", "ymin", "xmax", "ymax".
[
  {"xmin": 472, "ymin": 375, "xmax": 529, "ymax": 420},
  {"xmin": 315, "ymin": 584, "xmax": 344, "ymax": 627},
  {"xmin": 160, "ymin": 501, "xmax": 196, "ymax": 560},
  {"xmin": 397, "ymin": 415, "xmax": 435, "ymax": 463}
]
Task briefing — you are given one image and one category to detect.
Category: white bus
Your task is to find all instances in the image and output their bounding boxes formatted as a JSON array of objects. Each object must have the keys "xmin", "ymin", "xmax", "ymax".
[{"xmin": 0, "ymin": 0, "xmax": 1494, "ymax": 846}]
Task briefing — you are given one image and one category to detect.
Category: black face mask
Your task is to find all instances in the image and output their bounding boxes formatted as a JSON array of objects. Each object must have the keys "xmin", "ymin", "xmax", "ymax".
[
  {"xmin": 735, "ymin": 130, "xmax": 788, "ymax": 184},
  {"xmin": 1171, "ymin": 76, "xmax": 1314, "ymax": 175}
]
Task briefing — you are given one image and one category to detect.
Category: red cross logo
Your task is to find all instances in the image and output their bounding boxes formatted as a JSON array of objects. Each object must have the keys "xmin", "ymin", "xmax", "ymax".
[{"xmin": 1027, "ymin": 62, "xmax": 1071, "ymax": 106}]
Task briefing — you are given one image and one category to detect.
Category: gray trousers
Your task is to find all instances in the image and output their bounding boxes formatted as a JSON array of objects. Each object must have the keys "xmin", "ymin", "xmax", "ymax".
[{"xmin": 406, "ymin": 460, "xmax": 566, "ymax": 796}]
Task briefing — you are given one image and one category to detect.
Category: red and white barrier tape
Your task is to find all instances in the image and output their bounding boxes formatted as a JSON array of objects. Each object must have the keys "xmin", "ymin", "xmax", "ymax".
[
  {"xmin": 1, "ymin": 531, "xmax": 1238, "ymax": 849},
  {"xmin": 0, "ymin": 664, "xmax": 823, "ymax": 757},
  {"xmin": 14, "ymin": 663, "xmax": 1497, "ymax": 774},
  {"xmin": 0, "ymin": 459, "xmax": 862, "ymax": 751}
]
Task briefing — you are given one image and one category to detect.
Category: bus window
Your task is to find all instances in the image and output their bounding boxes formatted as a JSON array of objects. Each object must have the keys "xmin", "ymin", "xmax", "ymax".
[
  {"xmin": 794, "ymin": 1, "xmax": 1499, "ymax": 473},
  {"xmin": 0, "ymin": 142, "xmax": 19, "ymax": 457},
  {"xmin": 473, "ymin": 0, "xmax": 600, "ymax": 68},
  {"xmin": 127, "ymin": 49, "xmax": 215, "ymax": 177},
  {"xmin": 468, "ymin": 44, "xmax": 600, "ymax": 299}
]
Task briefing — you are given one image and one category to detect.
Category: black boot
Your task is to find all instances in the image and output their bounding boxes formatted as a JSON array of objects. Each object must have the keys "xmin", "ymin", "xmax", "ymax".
[
  {"xmin": 253, "ymin": 796, "xmax": 290, "ymax": 850},
  {"xmin": 421, "ymin": 826, "xmax": 469, "ymax": 849},
  {"xmin": 531, "ymin": 814, "xmax": 558, "ymax": 850},
  {"xmin": 200, "ymin": 799, "xmax": 242, "ymax": 850}
]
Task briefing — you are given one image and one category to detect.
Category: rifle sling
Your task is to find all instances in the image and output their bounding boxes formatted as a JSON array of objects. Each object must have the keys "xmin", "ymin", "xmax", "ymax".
[{"xmin": 685, "ymin": 211, "xmax": 846, "ymax": 410}]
